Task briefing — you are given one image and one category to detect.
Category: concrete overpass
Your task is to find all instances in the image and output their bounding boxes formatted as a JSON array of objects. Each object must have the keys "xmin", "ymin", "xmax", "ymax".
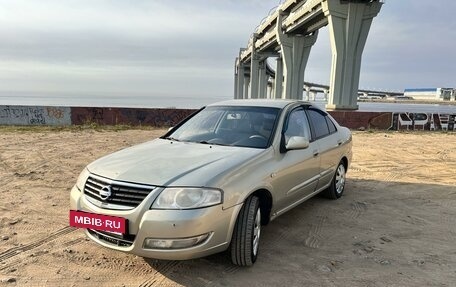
[
  {"xmin": 302, "ymin": 81, "xmax": 404, "ymax": 100},
  {"xmin": 234, "ymin": 0, "xmax": 383, "ymax": 110}
]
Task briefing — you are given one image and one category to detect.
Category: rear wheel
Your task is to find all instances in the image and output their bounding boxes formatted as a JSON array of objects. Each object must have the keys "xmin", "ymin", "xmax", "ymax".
[
  {"xmin": 323, "ymin": 161, "xmax": 346, "ymax": 199},
  {"xmin": 230, "ymin": 195, "xmax": 261, "ymax": 266}
]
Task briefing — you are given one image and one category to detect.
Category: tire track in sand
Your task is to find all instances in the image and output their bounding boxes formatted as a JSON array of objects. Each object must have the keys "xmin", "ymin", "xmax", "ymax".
[
  {"xmin": 138, "ymin": 260, "xmax": 181, "ymax": 287},
  {"xmin": 347, "ymin": 201, "xmax": 368, "ymax": 219},
  {"xmin": 0, "ymin": 226, "xmax": 76, "ymax": 262},
  {"xmin": 304, "ymin": 213, "xmax": 326, "ymax": 249},
  {"xmin": 439, "ymin": 198, "xmax": 456, "ymax": 241}
]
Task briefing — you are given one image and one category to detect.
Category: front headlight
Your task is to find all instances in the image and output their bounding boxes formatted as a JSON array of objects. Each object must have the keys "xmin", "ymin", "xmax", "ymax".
[
  {"xmin": 75, "ymin": 168, "xmax": 90, "ymax": 191},
  {"xmin": 151, "ymin": 188, "xmax": 222, "ymax": 209}
]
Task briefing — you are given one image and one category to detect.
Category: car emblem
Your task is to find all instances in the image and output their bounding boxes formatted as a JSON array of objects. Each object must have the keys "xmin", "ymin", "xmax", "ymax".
[{"xmin": 100, "ymin": 185, "xmax": 112, "ymax": 201}]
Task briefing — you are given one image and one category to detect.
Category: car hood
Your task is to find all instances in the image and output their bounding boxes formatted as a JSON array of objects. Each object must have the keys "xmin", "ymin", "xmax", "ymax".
[{"xmin": 87, "ymin": 139, "xmax": 264, "ymax": 187}]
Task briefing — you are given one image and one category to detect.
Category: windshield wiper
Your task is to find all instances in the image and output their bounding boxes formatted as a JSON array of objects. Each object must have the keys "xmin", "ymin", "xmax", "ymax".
[
  {"xmin": 163, "ymin": 136, "xmax": 181, "ymax": 142},
  {"xmin": 198, "ymin": 140, "xmax": 230, "ymax": 146}
]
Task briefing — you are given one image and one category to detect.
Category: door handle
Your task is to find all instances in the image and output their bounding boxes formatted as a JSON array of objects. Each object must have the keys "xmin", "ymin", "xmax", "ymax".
[
  {"xmin": 337, "ymin": 140, "xmax": 343, "ymax": 146},
  {"xmin": 313, "ymin": 150, "xmax": 319, "ymax": 157}
]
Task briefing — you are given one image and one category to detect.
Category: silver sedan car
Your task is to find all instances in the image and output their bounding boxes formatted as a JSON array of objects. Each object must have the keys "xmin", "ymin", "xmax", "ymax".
[{"xmin": 70, "ymin": 99, "xmax": 352, "ymax": 266}]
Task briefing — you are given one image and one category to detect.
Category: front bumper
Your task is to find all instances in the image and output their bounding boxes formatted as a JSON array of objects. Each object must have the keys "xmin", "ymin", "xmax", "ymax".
[{"xmin": 70, "ymin": 185, "xmax": 241, "ymax": 260}]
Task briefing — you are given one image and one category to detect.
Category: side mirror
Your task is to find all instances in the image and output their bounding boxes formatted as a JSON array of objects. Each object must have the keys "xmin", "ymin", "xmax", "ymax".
[{"xmin": 285, "ymin": 136, "xmax": 310, "ymax": 150}]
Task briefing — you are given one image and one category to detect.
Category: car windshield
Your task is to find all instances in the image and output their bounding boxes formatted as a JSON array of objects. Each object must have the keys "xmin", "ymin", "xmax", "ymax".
[{"xmin": 166, "ymin": 106, "xmax": 280, "ymax": 148}]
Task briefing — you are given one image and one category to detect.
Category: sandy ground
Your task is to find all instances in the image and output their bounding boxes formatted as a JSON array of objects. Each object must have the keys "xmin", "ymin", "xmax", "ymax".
[{"xmin": 0, "ymin": 127, "xmax": 455, "ymax": 287}]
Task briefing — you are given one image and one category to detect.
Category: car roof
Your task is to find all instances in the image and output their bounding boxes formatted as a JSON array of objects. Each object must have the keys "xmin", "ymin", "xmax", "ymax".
[{"xmin": 207, "ymin": 99, "xmax": 312, "ymax": 109}]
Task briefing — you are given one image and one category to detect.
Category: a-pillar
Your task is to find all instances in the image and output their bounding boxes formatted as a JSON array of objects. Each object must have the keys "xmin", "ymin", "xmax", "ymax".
[
  {"xmin": 276, "ymin": 11, "xmax": 318, "ymax": 100},
  {"xmin": 323, "ymin": 0, "xmax": 382, "ymax": 110}
]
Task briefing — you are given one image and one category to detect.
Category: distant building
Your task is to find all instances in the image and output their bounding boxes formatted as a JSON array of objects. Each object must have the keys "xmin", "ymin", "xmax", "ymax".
[{"xmin": 404, "ymin": 88, "xmax": 456, "ymax": 101}]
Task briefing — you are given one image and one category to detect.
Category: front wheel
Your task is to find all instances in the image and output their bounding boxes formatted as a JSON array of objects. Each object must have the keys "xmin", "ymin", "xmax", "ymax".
[
  {"xmin": 230, "ymin": 195, "xmax": 261, "ymax": 266},
  {"xmin": 323, "ymin": 161, "xmax": 346, "ymax": 199}
]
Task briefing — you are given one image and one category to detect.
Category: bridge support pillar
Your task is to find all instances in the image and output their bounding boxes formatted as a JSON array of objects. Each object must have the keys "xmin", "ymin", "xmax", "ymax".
[
  {"xmin": 323, "ymin": 89, "xmax": 329, "ymax": 101},
  {"xmin": 310, "ymin": 91, "xmax": 317, "ymax": 101},
  {"xmin": 244, "ymin": 76, "xmax": 250, "ymax": 99},
  {"xmin": 250, "ymin": 55, "xmax": 260, "ymax": 99},
  {"xmin": 277, "ymin": 12, "xmax": 318, "ymax": 100},
  {"xmin": 235, "ymin": 62, "xmax": 246, "ymax": 99},
  {"xmin": 258, "ymin": 61, "xmax": 268, "ymax": 99},
  {"xmin": 304, "ymin": 85, "xmax": 311, "ymax": 101},
  {"xmin": 234, "ymin": 63, "xmax": 239, "ymax": 99},
  {"xmin": 323, "ymin": 0, "xmax": 382, "ymax": 110},
  {"xmin": 274, "ymin": 57, "xmax": 284, "ymax": 99}
]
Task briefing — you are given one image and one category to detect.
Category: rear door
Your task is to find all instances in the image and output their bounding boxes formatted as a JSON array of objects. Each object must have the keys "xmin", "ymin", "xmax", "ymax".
[{"xmin": 306, "ymin": 108, "xmax": 342, "ymax": 190}]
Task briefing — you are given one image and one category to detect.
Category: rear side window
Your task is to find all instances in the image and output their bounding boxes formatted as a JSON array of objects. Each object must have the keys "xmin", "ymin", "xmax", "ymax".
[
  {"xmin": 326, "ymin": 117, "xmax": 337, "ymax": 134},
  {"xmin": 306, "ymin": 109, "xmax": 330, "ymax": 139}
]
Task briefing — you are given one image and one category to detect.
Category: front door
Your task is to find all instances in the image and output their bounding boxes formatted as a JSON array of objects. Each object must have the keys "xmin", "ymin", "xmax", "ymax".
[{"xmin": 272, "ymin": 107, "xmax": 320, "ymax": 216}]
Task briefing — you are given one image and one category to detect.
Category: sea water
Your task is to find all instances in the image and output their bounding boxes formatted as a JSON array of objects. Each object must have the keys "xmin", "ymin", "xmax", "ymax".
[{"xmin": 0, "ymin": 92, "xmax": 455, "ymax": 114}]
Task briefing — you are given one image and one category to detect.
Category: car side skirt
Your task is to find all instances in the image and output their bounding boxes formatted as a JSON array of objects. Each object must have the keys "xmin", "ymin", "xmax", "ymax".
[{"xmin": 271, "ymin": 182, "xmax": 332, "ymax": 221}]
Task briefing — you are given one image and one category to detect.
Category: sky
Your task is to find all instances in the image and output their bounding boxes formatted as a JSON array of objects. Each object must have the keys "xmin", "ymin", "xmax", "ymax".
[{"xmin": 0, "ymin": 0, "xmax": 455, "ymax": 103}]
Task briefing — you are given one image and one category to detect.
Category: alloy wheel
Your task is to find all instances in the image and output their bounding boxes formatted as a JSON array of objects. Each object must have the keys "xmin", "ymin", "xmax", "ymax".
[
  {"xmin": 335, "ymin": 164, "xmax": 346, "ymax": 194},
  {"xmin": 252, "ymin": 208, "xmax": 261, "ymax": 256}
]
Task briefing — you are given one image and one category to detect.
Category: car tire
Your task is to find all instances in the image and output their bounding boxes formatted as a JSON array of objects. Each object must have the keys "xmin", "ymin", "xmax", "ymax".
[
  {"xmin": 323, "ymin": 161, "xmax": 346, "ymax": 200},
  {"xmin": 230, "ymin": 195, "xmax": 261, "ymax": 266}
]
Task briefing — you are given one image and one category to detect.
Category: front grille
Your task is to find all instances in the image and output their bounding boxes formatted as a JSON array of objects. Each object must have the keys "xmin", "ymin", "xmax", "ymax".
[
  {"xmin": 88, "ymin": 229, "xmax": 135, "ymax": 247},
  {"xmin": 84, "ymin": 174, "xmax": 155, "ymax": 209}
]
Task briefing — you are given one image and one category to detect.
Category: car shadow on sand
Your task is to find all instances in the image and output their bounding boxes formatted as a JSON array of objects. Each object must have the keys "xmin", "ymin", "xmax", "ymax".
[{"xmin": 142, "ymin": 178, "xmax": 456, "ymax": 287}]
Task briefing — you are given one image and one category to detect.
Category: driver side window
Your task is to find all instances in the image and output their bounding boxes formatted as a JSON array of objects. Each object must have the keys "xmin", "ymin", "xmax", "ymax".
[{"xmin": 284, "ymin": 108, "xmax": 311, "ymax": 143}]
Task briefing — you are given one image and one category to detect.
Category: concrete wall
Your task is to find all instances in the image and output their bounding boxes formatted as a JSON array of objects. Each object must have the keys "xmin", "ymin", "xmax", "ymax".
[
  {"xmin": 71, "ymin": 107, "xmax": 196, "ymax": 126},
  {"xmin": 0, "ymin": 106, "xmax": 71, "ymax": 125},
  {"xmin": 0, "ymin": 105, "xmax": 454, "ymax": 131},
  {"xmin": 329, "ymin": 111, "xmax": 391, "ymax": 130}
]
